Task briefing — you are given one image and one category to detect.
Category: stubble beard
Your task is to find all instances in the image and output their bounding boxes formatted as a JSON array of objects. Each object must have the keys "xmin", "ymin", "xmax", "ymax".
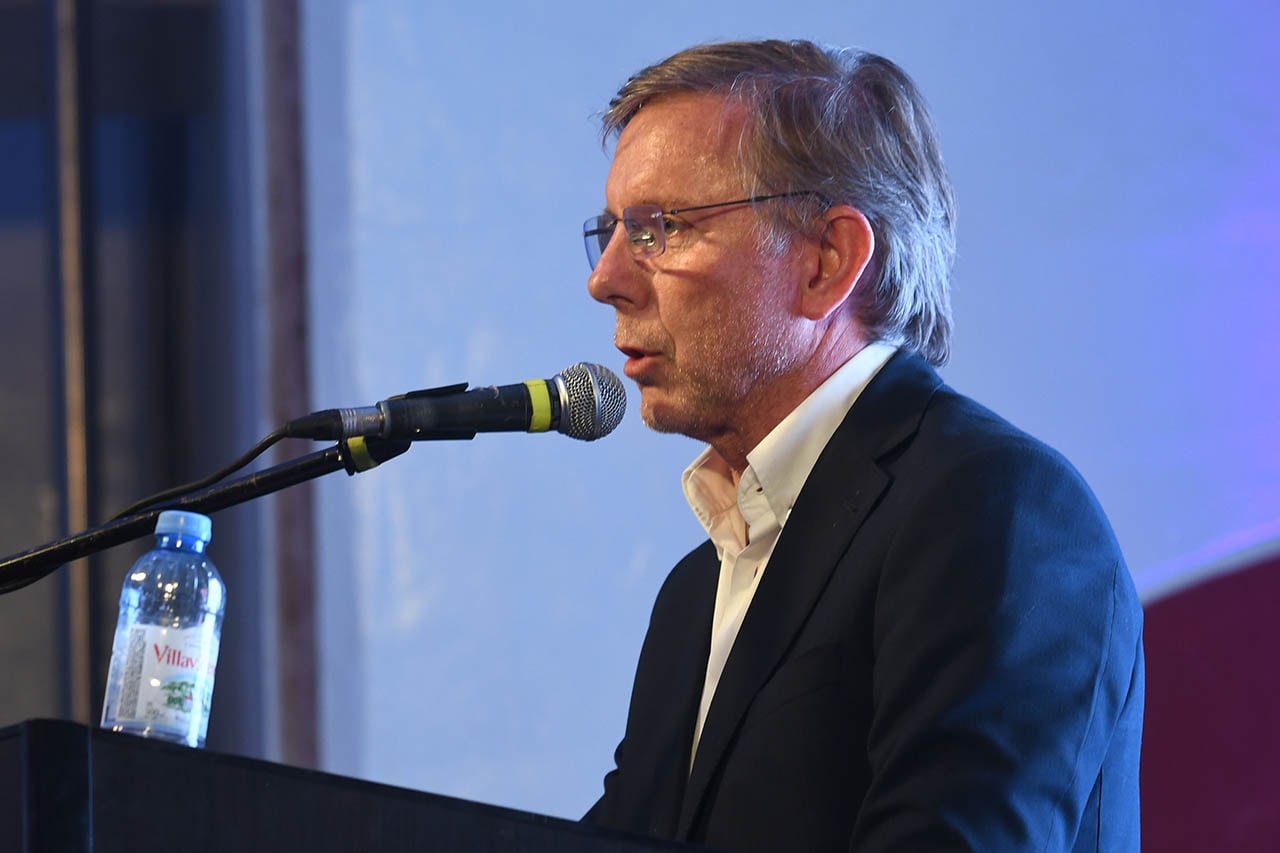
[{"xmin": 637, "ymin": 314, "xmax": 804, "ymax": 444}]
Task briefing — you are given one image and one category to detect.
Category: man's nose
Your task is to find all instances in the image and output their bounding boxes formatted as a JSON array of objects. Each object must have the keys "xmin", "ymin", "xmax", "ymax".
[{"xmin": 587, "ymin": 226, "xmax": 647, "ymax": 310}]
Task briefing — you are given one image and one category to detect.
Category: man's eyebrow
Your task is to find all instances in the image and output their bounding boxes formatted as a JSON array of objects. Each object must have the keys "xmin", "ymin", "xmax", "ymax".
[
  {"xmin": 613, "ymin": 198, "xmax": 700, "ymax": 214},
  {"xmin": 598, "ymin": 201, "xmax": 654, "ymax": 216}
]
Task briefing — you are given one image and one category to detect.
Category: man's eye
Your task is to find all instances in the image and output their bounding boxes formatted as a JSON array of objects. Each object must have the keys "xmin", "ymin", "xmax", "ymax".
[{"xmin": 661, "ymin": 217, "xmax": 683, "ymax": 235}]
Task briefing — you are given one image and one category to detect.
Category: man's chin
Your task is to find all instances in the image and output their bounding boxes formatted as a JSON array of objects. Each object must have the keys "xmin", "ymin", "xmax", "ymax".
[
  {"xmin": 638, "ymin": 395, "xmax": 708, "ymax": 440},
  {"xmin": 640, "ymin": 411, "xmax": 685, "ymax": 435}
]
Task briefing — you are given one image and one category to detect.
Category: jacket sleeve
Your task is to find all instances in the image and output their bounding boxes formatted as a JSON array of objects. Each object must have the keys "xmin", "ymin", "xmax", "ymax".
[{"xmin": 850, "ymin": 440, "xmax": 1144, "ymax": 852}]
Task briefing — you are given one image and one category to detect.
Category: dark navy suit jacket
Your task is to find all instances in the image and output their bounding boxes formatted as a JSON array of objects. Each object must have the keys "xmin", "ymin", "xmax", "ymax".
[{"xmin": 586, "ymin": 351, "xmax": 1144, "ymax": 851}]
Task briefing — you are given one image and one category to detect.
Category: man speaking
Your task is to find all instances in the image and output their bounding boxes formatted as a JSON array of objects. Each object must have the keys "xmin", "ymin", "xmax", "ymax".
[{"xmin": 580, "ymin": 40, "xmax": 1143, "ymax": 852}]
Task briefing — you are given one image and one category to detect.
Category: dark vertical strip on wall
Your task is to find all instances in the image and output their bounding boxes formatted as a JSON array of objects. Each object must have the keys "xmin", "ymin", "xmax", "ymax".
[
  {"xmin": 262, "ymin": 0, "xmax": 318, "ymax": 768},
  {"xmin": 49, "ymin": 0, "xmax": 97, "ymax": 725}
]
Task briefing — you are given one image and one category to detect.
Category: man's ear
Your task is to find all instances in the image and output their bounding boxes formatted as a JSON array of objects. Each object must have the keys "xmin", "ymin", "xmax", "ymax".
[{"xmin": 800, "ymin": 205, "xmax": 875, "ymax": 321}]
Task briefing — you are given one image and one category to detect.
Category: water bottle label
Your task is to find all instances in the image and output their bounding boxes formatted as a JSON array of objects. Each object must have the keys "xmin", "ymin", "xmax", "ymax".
[{"xmin": 114, "ymin": 623, "xmax": 219, "ymax": 737}]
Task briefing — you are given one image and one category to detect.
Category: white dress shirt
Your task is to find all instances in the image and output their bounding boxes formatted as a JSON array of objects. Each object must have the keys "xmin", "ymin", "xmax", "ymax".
[{"xmin": 681, "ymin": 342, "xmax": 897, "ymax": 766}]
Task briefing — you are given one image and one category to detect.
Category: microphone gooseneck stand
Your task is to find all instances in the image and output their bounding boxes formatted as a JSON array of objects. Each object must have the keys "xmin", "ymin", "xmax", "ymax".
[{"xmin": 0, "ymin": 437, "xmax": 411, "ymax": 595}]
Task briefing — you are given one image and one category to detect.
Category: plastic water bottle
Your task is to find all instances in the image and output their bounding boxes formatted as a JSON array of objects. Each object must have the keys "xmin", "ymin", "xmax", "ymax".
[{"xmin": 100, "ymin": 510, "xmax": 226, "ymax": 747}]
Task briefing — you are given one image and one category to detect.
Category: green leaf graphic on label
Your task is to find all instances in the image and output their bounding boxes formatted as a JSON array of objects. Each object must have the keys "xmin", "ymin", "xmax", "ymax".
[{"xmin": 162, "ymin": 679, "xmax": 196, "ymax": 713}]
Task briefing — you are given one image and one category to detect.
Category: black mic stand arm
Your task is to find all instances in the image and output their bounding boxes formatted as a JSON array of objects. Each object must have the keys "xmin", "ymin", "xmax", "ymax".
[{"xmin": 0, "ymin": 437, "xmax": 411, "ymax": 595}]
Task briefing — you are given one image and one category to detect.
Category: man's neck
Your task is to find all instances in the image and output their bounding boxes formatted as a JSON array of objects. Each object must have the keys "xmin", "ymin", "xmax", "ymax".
[{"xmin": 708, "ymin": 336, "xmax": 871, "ymax": 475}]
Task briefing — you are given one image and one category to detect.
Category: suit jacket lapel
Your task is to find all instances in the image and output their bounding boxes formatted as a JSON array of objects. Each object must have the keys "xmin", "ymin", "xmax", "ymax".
[{"xmin": 676, "ymin": 351, "xmax": 943, "ymax": 836}]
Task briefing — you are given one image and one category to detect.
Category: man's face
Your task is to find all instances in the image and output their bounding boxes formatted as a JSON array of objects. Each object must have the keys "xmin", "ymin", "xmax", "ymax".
[{"xmin": 587, "ymin": 93, "xmax": 812, "ymax": 447}]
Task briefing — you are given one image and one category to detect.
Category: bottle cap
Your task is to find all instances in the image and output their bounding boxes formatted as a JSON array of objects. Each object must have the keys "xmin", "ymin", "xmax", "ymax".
[{"xmin": 155, "ymin": 510, "xmax": 213, "ymax": 543}]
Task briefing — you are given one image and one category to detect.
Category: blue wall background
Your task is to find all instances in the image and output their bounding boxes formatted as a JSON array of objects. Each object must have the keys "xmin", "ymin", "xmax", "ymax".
[{"xmin": 299, "ymin": 0, "xmax": 1280, "ymax": 818}]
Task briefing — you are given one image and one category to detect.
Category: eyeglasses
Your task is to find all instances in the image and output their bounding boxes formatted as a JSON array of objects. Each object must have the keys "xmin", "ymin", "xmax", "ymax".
[{"xmin": 582, "ymin": 191, "xmax": 827, "ymax": 270}]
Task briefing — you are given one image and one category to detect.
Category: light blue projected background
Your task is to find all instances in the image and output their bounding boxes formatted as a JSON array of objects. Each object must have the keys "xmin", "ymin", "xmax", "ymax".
[{"xmin": 300, "ymin": 0, "xmax": 1279, "ymax": 819}]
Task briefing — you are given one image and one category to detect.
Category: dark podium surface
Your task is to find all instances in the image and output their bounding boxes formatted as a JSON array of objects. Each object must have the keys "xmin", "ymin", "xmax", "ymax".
[{"xmin": 0, "ymin": 719, "xmax": 696, "ymax": 852}]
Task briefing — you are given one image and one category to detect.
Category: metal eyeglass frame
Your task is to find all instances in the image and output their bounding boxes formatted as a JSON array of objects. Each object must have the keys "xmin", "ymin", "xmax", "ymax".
[{"xmin": 582, "ymin": 191, "xmax": 827, "ymax": 270}]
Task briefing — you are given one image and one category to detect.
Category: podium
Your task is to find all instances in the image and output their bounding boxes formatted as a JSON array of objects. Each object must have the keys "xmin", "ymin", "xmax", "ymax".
[{"xmin": 0, "ymin": 719, "xmax": 696, "ymax": 852}]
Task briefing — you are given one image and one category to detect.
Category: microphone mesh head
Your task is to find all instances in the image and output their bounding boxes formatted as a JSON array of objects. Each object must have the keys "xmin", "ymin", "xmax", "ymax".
[{"xmin": 558, "ymin": 362, "xmax": 627, "ymax": 440}]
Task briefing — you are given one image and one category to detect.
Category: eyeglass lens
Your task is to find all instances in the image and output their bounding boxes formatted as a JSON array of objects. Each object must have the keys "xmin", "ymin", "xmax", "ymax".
[{"xmin": 583, "ymin": 205, "xmax": 666, "ymax": 269}]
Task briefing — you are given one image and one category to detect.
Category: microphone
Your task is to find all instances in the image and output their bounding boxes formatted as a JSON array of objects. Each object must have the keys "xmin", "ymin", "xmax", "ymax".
[{"xmin": 284, "ymin": 362, "xmax": 627, "ymax": 443}]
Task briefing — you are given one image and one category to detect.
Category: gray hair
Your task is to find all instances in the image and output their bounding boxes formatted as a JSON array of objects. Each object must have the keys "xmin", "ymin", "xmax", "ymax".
[{"xmin": 602, "ymin": 40, "xmax": 956, "ymax": 366}]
